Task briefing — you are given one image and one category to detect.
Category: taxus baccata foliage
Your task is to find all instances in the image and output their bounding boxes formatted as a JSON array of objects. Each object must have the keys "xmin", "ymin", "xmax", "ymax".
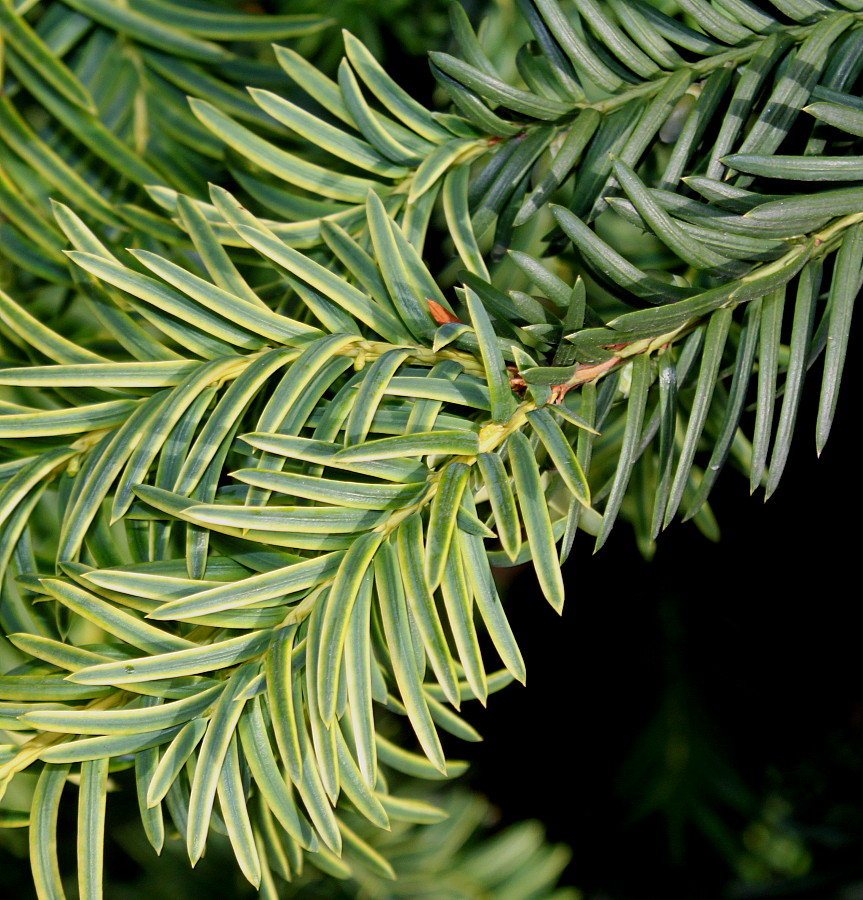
[{"xmin": 0, "ymin": 0, "xmax": 861, "ymax": 896}]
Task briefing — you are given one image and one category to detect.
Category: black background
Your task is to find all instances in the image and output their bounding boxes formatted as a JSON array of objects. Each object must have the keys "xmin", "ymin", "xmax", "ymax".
[{"xmin": 456, "ymin": 358, "xmax": 863, "ymax": 898}]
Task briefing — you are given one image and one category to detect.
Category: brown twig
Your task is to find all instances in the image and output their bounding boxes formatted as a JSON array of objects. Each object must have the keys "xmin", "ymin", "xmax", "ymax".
[{"xmin": 507, "ymin": 354, "xmax": 623, "ymax": 402}]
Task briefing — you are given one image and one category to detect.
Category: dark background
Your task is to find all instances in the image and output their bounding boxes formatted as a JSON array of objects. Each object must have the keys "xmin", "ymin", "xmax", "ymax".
[
  {"xmin": 458, "ymin": 362, "xmax": 863, "ymax": 898},
  {"xmin": 1, "ymin": 14, "xmax": 860, "ymax": 899}
]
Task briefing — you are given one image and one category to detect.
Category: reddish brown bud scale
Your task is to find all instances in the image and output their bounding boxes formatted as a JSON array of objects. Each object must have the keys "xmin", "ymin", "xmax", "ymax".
[{"xmin": 427, "ymin": 299, "xmax": 462, "ymax": 325}]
